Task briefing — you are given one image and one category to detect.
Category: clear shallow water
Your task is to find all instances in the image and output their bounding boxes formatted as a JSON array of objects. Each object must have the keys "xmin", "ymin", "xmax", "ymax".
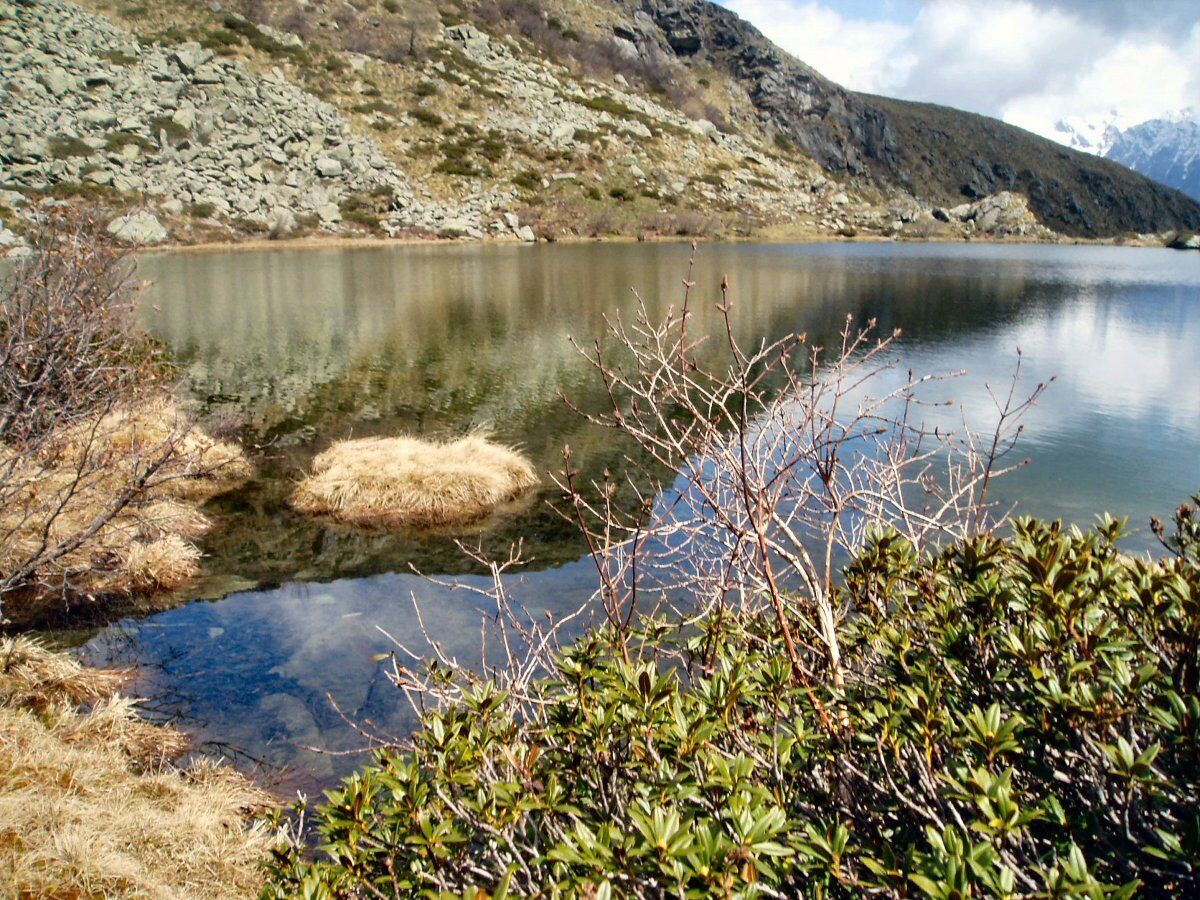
[{"xmin": 76, "ymin": 241, "xmax": 1200, "ymax": 791}]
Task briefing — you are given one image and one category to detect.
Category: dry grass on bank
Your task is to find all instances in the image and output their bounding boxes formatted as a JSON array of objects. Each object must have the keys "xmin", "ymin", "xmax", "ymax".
[
  {"xmin": 290, "ymin": 434, "xmax": 539, "ymax": 528},
  {"xmin": 0, "ymin": 398, "xmax": 253, "ymax": 602},
  {"xmin": 0, "ymin": 637, "xmax": 273, "ymax": 899}
]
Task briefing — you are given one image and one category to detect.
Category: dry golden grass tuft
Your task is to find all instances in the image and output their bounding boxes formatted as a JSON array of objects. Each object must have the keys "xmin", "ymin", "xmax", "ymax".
[
  {"xmin": 0, "ymin": 398, "xmax": 252, "ymax": 603},
  {"xmin": 0, "ymin": 637, "xmax": 273, "ymax": 899},
  {"xmin": 290, "ymin": 434, "xmax": 539, "ymax": 528}
]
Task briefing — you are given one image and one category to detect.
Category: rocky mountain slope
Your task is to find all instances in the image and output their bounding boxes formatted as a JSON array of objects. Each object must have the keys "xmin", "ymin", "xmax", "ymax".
[
  {"xmin": 618, "ymin": 0, "xmax": 1200, "ymax": 237},
  {"xmin": 1, "ymin": 0, "xmax": 407, "ymax": 238},
  {"xmin": 1105, "ymin": 112, "xmax": 1200, "ymax": 203},
  {"xmin": 2, "ymin": 0, "xmax": 1197, "ymax": 249}
]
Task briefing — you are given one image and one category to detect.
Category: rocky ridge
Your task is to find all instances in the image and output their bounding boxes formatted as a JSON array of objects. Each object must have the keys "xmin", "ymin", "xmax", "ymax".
[
  {"xmin": 1, "ymin": 0, "xmax": 847, "ymax": 245},
  {"xmin": 2, "ymin": 0, "xmax": 892, "ymax": 245},
  {"xmin": 431, "ymin": 23, "xmax": 827, "ymax": 228}
]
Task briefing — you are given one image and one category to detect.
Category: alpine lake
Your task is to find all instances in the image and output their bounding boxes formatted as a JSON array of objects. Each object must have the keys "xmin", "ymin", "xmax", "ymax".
[{"xmin": 51, "ymin": 240, "xmax": 1200, "ymax": 793}]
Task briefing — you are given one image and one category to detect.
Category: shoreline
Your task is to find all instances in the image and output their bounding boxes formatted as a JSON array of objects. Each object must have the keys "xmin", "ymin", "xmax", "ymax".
[{"xmin": 151, "ymin": 228, "xmax": 1167, "ymax": 257}]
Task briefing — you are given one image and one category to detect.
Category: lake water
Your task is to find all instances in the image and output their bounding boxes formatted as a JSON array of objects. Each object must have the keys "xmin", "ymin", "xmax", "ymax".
[{"xmin": 75, "ymin": 240, "xmax": 1200, "ymax": 792}]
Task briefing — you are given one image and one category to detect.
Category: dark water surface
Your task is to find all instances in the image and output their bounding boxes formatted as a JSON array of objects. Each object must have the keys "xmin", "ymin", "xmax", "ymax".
[{"xmin": 76, "ymin": 241, "xmax": 1200, "ymax": 791}]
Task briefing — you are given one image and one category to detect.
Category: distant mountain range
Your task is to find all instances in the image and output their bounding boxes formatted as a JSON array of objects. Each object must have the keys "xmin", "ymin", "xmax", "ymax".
[
  {"xmin": 1106, "ymin": 113, "xmax": 1200, "ymax": 203},
  {"xmin": 1055, "ymin": 110, "xmax": 1200, "ymax": 203}
]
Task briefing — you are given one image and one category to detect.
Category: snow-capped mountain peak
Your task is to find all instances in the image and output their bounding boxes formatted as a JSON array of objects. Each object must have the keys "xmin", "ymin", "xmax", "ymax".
[
  {"xmin": 1104, "ymin": 110, "xmax": 1200, "ymax": 202},
  {"xmin": 1054, "ymin": 113, "xmax": 1123, "ymax": 156}
]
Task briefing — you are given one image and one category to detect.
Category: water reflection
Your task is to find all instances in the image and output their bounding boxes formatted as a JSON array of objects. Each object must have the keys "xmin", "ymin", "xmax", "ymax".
[
  {"xmin": 138, "ymin": 241, "xmax": 1198, "ymax": 590},
  {"xmin": 77, "ymin": 241, "xmax": 1200, "ymax": 790},
  {"xmin": 85, "ymin": 561, "xmax": 603, "ymax": 791}
]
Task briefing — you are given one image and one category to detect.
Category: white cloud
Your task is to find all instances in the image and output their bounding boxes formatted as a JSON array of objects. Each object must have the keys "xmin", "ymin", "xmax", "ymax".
[
  {"xmin": 720, "ymin": 0, "xmax": 1200, "ymax": 143},
  {"xmin": 723, "ymin": 0, "xmax": 913, "ymax": 93},
  {"xmin": 1003, "ymin": 32, "xmax": 1200, "ymax": 139},
  {"xmin": 896, "ymin": 1, "xmax": 1101, "ymax": 116}
]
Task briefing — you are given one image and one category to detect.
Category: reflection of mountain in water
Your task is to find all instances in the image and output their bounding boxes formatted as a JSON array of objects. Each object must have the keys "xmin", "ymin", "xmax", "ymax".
[
  {"xmin": 141, "ymin": 242, "xmax": 1072, "ymax": 593},
  {"xmin": 147, "ymin": 243, "xmax": 1054, "ymax": 439}
]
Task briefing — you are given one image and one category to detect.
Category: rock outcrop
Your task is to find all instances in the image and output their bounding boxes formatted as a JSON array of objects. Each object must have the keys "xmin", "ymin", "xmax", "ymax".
[
  {"xmin": 616, "ymin": 0, "xmax": 898, "ymax": 176},
  {"xmin": 933, "ymin": 192, "xmax": 1051, "ymax": 239},
  {"xmin": 106, "ymin": 210, "xmax": 168, "ymax": 244}
]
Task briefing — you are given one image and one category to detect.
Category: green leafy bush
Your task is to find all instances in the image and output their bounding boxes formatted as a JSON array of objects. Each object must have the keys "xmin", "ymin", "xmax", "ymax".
[
  {"xmin": 49, "ymin": 136, "xmax": 94, "ymax": 160},
  {"xmin": 511, "ymin": 171, "xmax": 541, "ymax": 191},
  {"xmin": 264, "ymin": 502, "xmax": 1200, "ymax": 897},
  {"xmin": 409, "ymin": 108, "xmax": 444, "ymax": 128}
]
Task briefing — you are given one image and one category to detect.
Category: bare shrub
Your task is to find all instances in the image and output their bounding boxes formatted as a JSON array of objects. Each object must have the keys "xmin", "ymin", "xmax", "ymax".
[
  {"xmin": 0, "ymin": 211, "xmax": 166, "ymax": 445},
  {"xmin": 383, "ymin": 247, "xmax": 1045, "ymax": 704},
  {"xmin": 584, "ymin": 207, "xmax": 619, "ymax": 237},
  {"xmin": 240, "ymin": 0, "xmax": 269, "ymax": 26},
  {"xmin": 279, "ymin": 7, "xmax": 314, "ymax": 40},
  {"xmin": 263, "ymin": 254, "xmax": 1200, "ymax": 897},
  {"xmin": 649, "ymin": 208, "xmax": 716, "ymax": 236},
  {"xmin": 905, "ymin": 213, "xmax": 948, "ymax": 239},
  {"xmin": 331, "ymin": 4, "xmax": 359, "ymax": 31},
  {"xmin": 267, "ymin": 255, "xmax": 1079, "ymax": 898},
  {"xmin": 0, "ymin": 211, "xmax": 250, "ymax": 621},
  {"xmin": 554, "ymin": 248, "xmax": 1045, "ymax": 684}
]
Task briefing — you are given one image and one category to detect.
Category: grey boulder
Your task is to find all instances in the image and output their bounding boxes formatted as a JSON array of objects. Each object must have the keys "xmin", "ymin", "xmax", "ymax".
[{"xmin": 107, "ymin": 211, "xmax": 168, "ymax": 244}]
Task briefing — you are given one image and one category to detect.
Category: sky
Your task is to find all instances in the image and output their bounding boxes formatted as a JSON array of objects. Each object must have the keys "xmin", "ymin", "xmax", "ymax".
[{"xmin": 717, "ymin": 0, "xmax": 1200, "ymax": 143}]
